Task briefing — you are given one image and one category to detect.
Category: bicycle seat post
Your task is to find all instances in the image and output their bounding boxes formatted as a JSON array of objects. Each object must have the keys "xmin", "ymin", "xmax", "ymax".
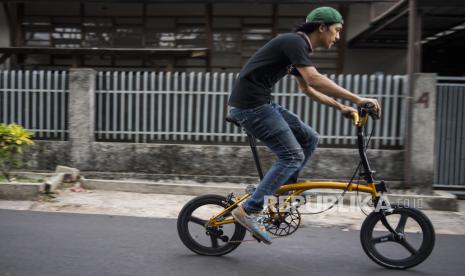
[{"xmin": 246, "ymin": 132, "xmax": 264, "ymax": 181}]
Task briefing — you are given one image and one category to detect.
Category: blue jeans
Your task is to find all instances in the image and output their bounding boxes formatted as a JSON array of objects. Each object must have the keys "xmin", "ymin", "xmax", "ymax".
[{"xmin": 229, "ymin": 102, "xmax": 319, "ymax": 213}]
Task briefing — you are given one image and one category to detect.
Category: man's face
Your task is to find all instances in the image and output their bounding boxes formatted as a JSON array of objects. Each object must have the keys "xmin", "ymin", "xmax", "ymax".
[{"xmin": 320, "ymin": 23, "xmax": 343, "ymax": 49}]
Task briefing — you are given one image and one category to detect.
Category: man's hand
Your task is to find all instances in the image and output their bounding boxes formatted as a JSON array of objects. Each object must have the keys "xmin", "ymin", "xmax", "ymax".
[
  {"xmin": 340, "ymin": 106, "xmax": 357, "ymax": 119},
  {"xmin": 357, "ymin": 98, "xmax": 381, "ymax": 118}
]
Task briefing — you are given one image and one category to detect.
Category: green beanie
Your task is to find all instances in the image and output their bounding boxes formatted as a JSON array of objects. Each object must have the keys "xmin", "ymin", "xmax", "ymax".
[{"xmin": 306, "ymin": 7, "xmax": 344, "ymax": 24}]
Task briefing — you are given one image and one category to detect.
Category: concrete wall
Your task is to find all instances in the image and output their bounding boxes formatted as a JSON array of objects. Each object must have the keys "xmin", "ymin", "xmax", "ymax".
[
  {"xmin": 21, "ymin": 141, "xmax": 70, "ymax": 171},
  {"xmin": 21, "ymin": 140, "xmax": 404, "ymax": 182}
]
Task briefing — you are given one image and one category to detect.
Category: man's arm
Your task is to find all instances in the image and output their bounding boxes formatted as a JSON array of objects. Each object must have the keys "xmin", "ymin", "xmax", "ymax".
[
  {"xmin": 295, "ymin": 76, "xmax": 356, "ymax": 117},
  {"xmin": 295, "ymin": 75, "xmax": 343, "ymax": 109},
  {"xmin": 295, "ymin": 66, "xmax": 361, "ymax": 102},
  {"xmin": 296, "ymin": 65, "xmax": 381, "ymax": 115}
]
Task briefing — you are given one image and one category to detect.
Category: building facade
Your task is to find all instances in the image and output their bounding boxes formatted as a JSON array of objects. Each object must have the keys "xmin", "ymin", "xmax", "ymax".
[{"xmin": 0, "ymin": 0, "xmax": 406, "ymax": 74}]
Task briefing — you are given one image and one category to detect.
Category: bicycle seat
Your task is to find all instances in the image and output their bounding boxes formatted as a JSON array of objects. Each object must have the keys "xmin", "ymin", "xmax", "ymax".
[{"xmin": 225, "ymin": 116, "xmax": 241, "ymax": 128}]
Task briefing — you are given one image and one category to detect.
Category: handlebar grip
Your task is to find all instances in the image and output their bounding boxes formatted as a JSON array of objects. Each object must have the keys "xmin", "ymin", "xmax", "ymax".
[
  {"xmin": 351, "ymin": 112, "xmax": 359, "ymax": 126},
  {"xmin": 352, "ymin": 111, "xmax": 368, "ymax": 127}
]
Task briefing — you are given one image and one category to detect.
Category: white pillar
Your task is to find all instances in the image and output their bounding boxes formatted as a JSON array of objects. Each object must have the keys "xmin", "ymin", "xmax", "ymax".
[{"xmin": 410, "ymin": 73, "xmax": 437, "ymax": 192}]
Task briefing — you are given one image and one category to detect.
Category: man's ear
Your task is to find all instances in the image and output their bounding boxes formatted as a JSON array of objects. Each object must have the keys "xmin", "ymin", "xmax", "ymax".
[{"xmin": 318, "ymin": 24, "xmax": 327, "ymax": 33}]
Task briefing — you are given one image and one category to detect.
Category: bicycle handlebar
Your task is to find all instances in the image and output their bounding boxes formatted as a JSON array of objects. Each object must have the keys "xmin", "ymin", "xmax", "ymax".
[{"xmin": 351, "ymin": 102, "xmax": 380, "ymax": 127}]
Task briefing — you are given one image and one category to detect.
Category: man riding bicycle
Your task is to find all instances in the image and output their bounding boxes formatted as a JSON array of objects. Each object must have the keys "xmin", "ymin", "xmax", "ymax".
[{"xmin": 228, "ymin": 6, "xmax": 381, "ymax": 244}]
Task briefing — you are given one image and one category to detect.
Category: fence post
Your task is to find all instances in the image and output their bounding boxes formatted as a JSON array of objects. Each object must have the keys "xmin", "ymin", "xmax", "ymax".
[
  {"xmin": 409, "ymin": 73, "xmax": 437, "ymax": 193},
  {"xmin": 68, "ymin": 68, "xmax": 96, "ymax": 170}
]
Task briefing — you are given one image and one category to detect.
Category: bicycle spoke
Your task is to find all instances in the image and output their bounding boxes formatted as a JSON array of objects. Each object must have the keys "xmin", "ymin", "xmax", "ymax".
[
  {"xmin": 372, "ymin": 234, "xmax": 395, "ymax": 244},
  {"xmin": 210, "ymin": 235, "xmax": 219, "ymax": 248},
  {"xmin": 399, "ymin": 239, "xmax": 418, "ymax": 255},
  {"xmin": 189, "ymin": 216, "xmax": 207, "ymax": 226},
  {"xmin": 380, "ymin": 215, "xmax": 397, "ymax": 234},
  {"xmin": 395, "ymin": 213, "xmax": 408, "ymax": 233}
]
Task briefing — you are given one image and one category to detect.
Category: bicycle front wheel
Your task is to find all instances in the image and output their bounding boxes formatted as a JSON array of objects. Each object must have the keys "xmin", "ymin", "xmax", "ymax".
[
  {"xmin": 360, "ymin": 205, "xmax": 435, "ymax": 269},
  {"xmin": 177, "ymin": 194, "xmax": 246, "ymax": 256}
]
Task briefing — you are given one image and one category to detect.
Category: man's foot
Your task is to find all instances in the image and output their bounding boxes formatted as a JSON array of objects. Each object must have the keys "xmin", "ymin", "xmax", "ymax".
[{"xmin": 231, "ymin": 205, "xmax": 272, "ymax": 244}]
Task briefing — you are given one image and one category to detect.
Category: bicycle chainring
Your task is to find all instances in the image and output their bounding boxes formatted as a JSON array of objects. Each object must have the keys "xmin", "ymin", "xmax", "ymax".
[{"xmin": 262, "ymin": 207, "xmax": 301, "ymax": 237}]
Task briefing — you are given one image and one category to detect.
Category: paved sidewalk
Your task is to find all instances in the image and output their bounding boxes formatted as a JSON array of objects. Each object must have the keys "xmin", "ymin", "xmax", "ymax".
[{"xmin": 1, "ymin": 188, "xmax": 464, "ymax": 235}]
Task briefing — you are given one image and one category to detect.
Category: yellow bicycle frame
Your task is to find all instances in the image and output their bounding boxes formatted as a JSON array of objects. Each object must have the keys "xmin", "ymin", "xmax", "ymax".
[
  {"xmin": 206, "ymin": 180, "xmax": 380, "ymax": 227},
  {"xmin": 207, "ymin": 112, "xmax": 379, "ymax": 227}
]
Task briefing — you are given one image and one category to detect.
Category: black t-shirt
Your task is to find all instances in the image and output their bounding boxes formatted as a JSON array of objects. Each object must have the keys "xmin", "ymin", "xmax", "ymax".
[{"xmin": 228, "ymin": 32, "xmax": 313, "ymax": 109}]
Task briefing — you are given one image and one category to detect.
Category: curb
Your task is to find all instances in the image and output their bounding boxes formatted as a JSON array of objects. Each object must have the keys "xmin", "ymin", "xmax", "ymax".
[
  {"xmin": 0, "ymin": 182, "xmax": 44, "ymax": 200},
  {"xmin": 81, "ymin": 178, "xmax": 459, "ymax": 212},
  {"xmin": 82, "ymin": 179, "xmax": 247, "ymax": 196}
]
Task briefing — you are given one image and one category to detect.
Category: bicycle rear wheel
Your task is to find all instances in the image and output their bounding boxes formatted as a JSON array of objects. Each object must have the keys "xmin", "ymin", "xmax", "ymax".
[
  {"xmin": 177, "ymin": 194, "xmax": 246, "ymax": 256},
  {"xmin": 360, "ymin": 205, "xmax": 435, "ymax": 269}
]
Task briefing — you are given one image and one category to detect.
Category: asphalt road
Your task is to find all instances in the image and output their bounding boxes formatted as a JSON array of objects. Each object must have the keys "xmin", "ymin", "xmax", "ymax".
[{"xmin": 0, "ymin": 209, "xmax": 463, "ymax": 276}]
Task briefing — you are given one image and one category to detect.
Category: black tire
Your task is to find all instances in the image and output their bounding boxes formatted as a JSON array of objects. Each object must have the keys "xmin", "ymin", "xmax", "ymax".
[
  {"xmin": 177, "ymin": 194, "xmax": 246, "ymax": 256},
  {"xmin": 360, "ymin": 205, "xmax": 435, "ymax": 269}
]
